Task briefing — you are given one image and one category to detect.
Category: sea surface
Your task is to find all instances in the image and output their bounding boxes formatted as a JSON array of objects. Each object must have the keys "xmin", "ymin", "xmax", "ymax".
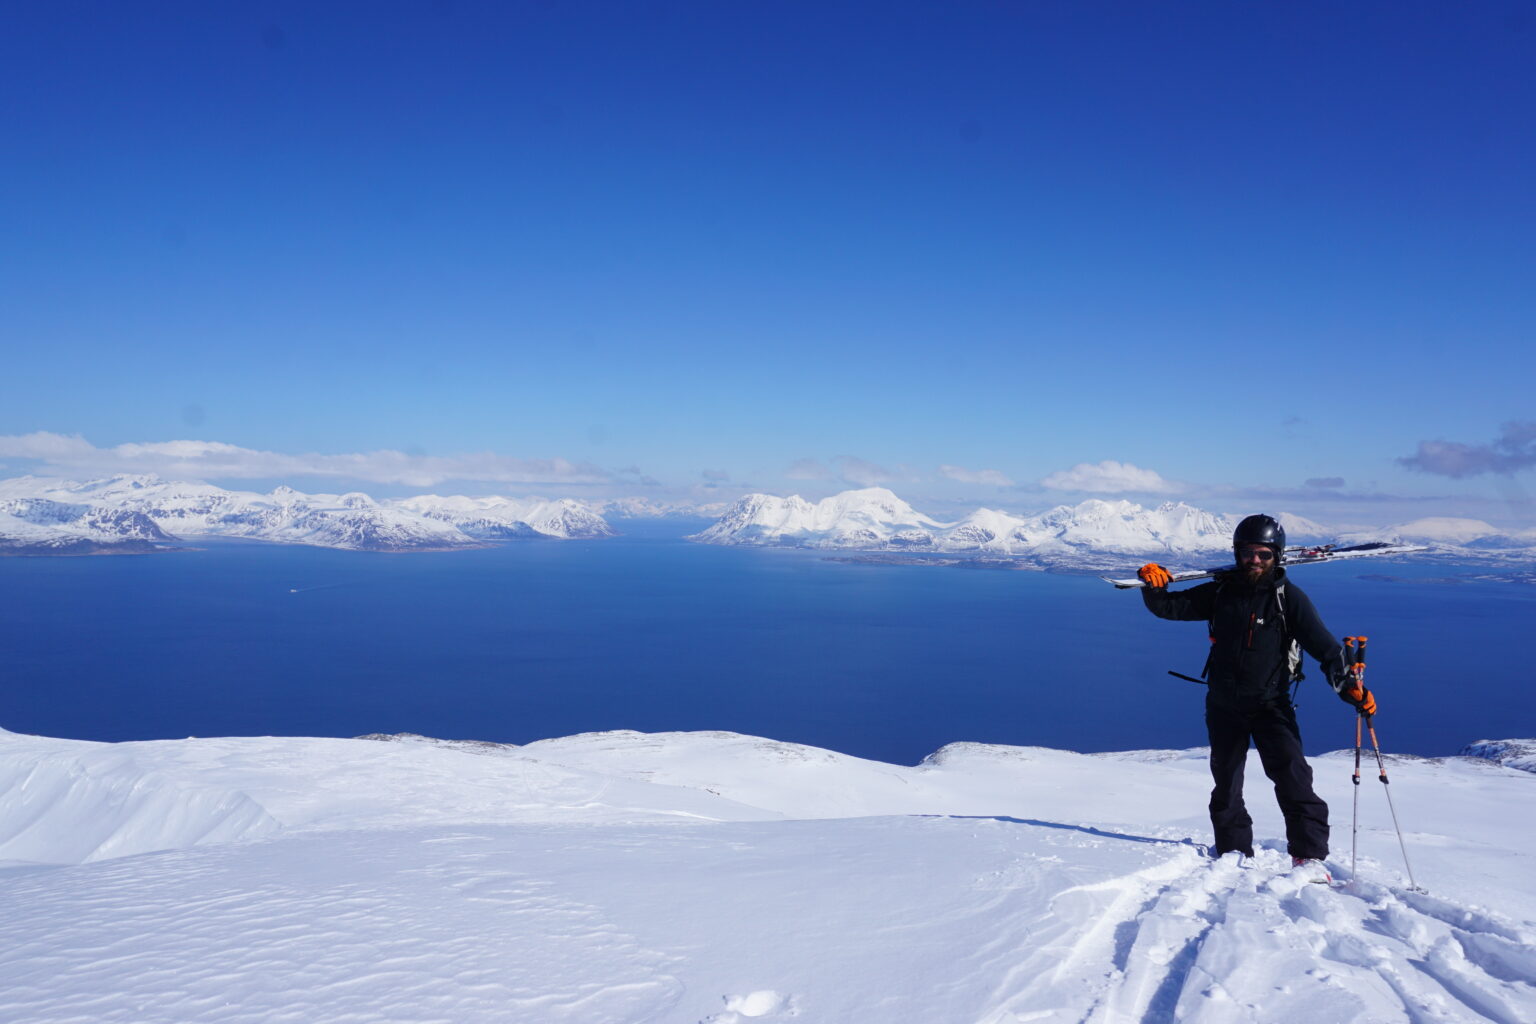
[{"xmin": 4, "ymin": 523, "xmax": 1531, "ymax": 765}]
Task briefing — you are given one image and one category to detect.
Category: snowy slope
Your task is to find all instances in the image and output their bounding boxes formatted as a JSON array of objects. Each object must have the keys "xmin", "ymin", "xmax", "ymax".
[{"xmin": 1, "ymin": 726, "xmax": 1533, "ymax": 1022}]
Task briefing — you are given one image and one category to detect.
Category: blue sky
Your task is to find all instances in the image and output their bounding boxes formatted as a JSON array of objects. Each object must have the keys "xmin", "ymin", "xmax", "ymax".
[{"xmin": 3, "ymin": 2, "xmax": 1534, "ymax": 525}]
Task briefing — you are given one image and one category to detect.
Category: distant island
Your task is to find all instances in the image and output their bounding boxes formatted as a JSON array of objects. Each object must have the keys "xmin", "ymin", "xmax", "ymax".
[{"xmin": 4, "ymin": 475, "xmax": 1533, "ymax": 570}]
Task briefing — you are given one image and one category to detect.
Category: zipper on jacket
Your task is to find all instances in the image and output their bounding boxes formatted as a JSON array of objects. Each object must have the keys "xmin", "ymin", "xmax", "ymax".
[{"xmin": 1244, "ymin": 589, "xmax": 1268, "ymax": 649}]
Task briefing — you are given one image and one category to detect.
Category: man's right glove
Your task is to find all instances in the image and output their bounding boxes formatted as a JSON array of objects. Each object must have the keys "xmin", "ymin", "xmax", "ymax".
[
  {"xmin": 1138, "ymin": 563, "xmax": 1171, "ymax": 588},
  {"xmin": 1340, "ymin": 684, "xmax": 1377, "ymax": 716}
]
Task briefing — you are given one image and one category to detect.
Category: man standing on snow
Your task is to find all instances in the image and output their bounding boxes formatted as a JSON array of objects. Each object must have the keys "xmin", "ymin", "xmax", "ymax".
[{"xmin": 1137, "ymin": 514, "xmax": 1375, "ymax": 874}]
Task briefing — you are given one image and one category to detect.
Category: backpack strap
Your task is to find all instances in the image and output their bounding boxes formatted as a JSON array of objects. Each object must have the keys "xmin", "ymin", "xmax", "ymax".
[
  {"xmin": 1274, "ymin": 580, "xmax": 1306, "ymax": 700},
  {"xmin": 1201, "ymin": 576, "xmax": 1226, "ymax": 679}
]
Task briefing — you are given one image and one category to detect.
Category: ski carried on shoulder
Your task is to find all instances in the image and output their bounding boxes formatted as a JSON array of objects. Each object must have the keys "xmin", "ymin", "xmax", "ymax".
[{"xmin": 1100, "ymin": 542, "xmax": 1426, "ymax": 589}]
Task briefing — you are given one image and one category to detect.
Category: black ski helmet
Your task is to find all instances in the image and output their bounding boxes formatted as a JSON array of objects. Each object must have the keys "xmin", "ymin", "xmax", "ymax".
[{"xmin": 1233, "ymin": 514, "xmax": 1285, "ymax": 563}]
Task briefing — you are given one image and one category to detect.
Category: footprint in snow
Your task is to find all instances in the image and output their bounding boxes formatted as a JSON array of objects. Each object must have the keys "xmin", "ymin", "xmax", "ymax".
[{"xmin": 702, "ymin": 989, "xmax": 793, "ymax": 1021}]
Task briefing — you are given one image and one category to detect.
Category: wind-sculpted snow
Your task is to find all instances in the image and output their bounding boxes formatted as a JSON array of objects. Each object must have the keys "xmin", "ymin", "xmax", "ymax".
[
  {"xmin": 0, "ymin": 474, "xmax": 616, "ymax": 552},
  {"xmin": 0, "ymin": 730, "xmax": 772, "ymax": 864},
  {"xmin": 0, "ymin": 742, "xmax": 278, "ymax": 864},
  {"xmin": 1, "ymin": 726, "xmax": 1533, "ymax": 1022}
]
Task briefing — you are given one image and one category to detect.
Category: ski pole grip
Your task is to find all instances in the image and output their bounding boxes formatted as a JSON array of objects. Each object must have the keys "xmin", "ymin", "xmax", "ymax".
[
  {"xmin": 1343, "ymin": 636, "xmax": 1357, "ymax": 666},
  {"xmin": 1357, "ymin": 636, "xmax": 1368, "ymax": 665}
]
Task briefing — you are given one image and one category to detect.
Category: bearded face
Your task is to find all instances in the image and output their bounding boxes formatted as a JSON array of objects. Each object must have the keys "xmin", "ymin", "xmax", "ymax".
[{"xmin": 1236, "ymin": 544, "xmax": 1278, "ymax": 584}]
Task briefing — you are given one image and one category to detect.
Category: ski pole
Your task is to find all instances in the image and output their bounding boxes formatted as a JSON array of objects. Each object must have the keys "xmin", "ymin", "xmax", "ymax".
[
  {"xmin": 1345, "ymin": 636, "xmax": 1362, "ymax": 878},
  {"xmin": 1352, "ymin": 709, "xmax": 1362, "ymax": 878},
  {"xmin": 1365, "ymin": 714, "xmax": 1422, "ymax": 892},
  {"xmin": 1345, "ymin": 633, "xmax": 1422, "ymax": 890}
]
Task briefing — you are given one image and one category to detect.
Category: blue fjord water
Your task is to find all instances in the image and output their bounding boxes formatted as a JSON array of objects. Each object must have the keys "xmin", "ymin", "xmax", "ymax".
[{"xmin": 2, "ymin": 528, "xmax": 1530, "ymax": 765}]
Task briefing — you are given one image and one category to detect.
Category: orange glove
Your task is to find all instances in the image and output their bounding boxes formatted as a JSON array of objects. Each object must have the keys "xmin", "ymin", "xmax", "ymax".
[
  {"xmin": 1138, "ymin": 563, "xmax": 1171, "ymax": 588},
  {"xmin": 1340, "ymin": 684, "xmax": 1377, "ymax": 716}
]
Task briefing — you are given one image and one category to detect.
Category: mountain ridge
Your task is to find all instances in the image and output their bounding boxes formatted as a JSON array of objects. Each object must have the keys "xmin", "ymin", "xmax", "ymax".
[
  {"xmin": 691, "ymin": 489, "xmax": 1331, "ymax": 559},
  {"xmin": 0, "ymin": 475, "xmax": 615, "ymax": 553},
  {"xmin": 4, "ymin": 475, "xmax": 1531, "ymax": 563}
]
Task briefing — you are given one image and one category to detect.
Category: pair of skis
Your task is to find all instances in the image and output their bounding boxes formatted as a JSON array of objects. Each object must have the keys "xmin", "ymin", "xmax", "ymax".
[{"xmin": 1100, "ymin": 541, "xmax": 1424, "ymax": 589}]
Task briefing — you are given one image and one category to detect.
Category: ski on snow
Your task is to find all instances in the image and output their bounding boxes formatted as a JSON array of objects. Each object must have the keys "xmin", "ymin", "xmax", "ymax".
[{"xmin": 1100, "ymin": 542, "xmax": 1426, "ymax": 589}]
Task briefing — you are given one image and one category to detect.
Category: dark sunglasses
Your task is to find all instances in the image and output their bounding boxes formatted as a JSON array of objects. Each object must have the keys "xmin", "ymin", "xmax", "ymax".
[{"xmin": 1237, "ymin": 546, "xmax": 1276, "ymax": 562}]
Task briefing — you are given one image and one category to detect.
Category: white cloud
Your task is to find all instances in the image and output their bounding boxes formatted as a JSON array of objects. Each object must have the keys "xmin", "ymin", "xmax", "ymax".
[
  {"xmin": 784, "ymin": 458, "xmax": 833, "ymax": 480},
  {"xmin": 939, "ymin": 464, "xmax": 1015, "ymax": 487},
  {"xmin": 0, "ymin": 432, "xmax": 616, "ymax": 487},
  {"xmin": 0, "ymin": 431, "xmax": 97, "ymax": 460},
  {"xmin": 1040, "ymin": 460, "xmax": 1176, "ymax": 494},
  {"xmin": 832, "ymin": 456, "xmax": 898, "ymax": 487}
]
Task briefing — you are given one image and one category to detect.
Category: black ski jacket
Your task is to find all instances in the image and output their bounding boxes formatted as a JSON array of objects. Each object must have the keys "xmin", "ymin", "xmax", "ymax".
[{"xmin": 1142, "ymin": 567, "xmax": 1349, "ymax": 710}]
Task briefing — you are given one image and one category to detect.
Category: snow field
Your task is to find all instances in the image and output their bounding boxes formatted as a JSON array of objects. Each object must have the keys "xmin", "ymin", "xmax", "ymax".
[{"xmin": 1, "ymin": 727, "xmax": 1533, "ymax": 1022}]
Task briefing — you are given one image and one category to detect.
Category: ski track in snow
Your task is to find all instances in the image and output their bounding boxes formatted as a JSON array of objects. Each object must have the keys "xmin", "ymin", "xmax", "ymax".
[{"xmin": 981, "ymin": 844, "xmax": 1536, "ymax": 1024}]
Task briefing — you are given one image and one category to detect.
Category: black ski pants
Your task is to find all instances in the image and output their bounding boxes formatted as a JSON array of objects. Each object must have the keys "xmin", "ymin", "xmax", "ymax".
[{"xmin": 1205, "ymin": 700, "xmax": 1329, "ymax": 860}]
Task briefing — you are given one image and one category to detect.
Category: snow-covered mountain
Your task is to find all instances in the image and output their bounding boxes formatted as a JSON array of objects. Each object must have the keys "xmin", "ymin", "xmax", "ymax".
[
  {"xmin": 692, "ymin": 488, "xmax": 1331, "ymax": 560},
  {"xmin": 1389, "ymin": 517, "xmax": 1536, "ymax": 551},
  {"xmin": 1461, "ymin": 739, "xmax": 1536, "ymax": 773},
  {"xmin": 0, "ymin": 497, "xmax": 174, "ymax": 554},
  {"xmin": 691, "ymin": 487, "xmax": 946, "ymax": 549},
  {"xmin": 0, "ymin": 475, "xmax": 615, "ymax": 553},
  {"xmin": 2, "ymin": 725, "xmax": 1533, "ymax": 1022},
  {"xmin": 1336, "ymin": 516, "xmax": 1536, "ymax": 561},
  {"xmin": 392, "ymin": 493, "xmax": 614, "ymax": 540},
  {"xmin": 591, "ymin": 496, "xmax": 730, "ymax": 520}
]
